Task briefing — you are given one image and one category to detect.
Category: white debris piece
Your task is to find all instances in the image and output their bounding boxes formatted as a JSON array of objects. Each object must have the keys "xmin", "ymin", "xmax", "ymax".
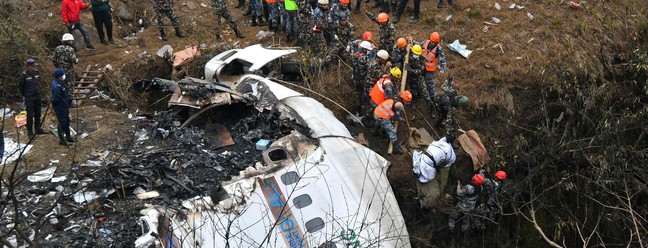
[
  {"xmin": 509, "ymin": 3, "xmax": 516, "ymax": 9},
  {"xmin": 445, "ymin": 15, "xmax": 452, "ymax": 21},
  {"xmin": 51, "ymin": 176, "xmax": 67, "ymax": 183},
  {"xmin": 136, "ymin": 191, "xmax": 160, "ymax": 200},
  {"xmin": 527, "ymin": 12, "xmax": 534, "ymax": 20},
  {"xmin": 73, "ymin": 191, "xmax": 98, "ymax": 203},
  {"xmin": 491, "ymin": 17, "xmax": 501, "ymax": 24},
  {"xmin": 447, "ymin": 39, "xmax": 473, "ymax": 58},
  {"xmin": 27, "ymin": 167, "xmax": 57, "ymax": 182},
  {"xmin": 2, "ymin": 138, "xmax": 33, "ymax": 165},
  {"xmin": 157, "ymin": 45, "xmax": 174, "ymax": 58},
  {"xmin": 494, "ymin": 2, "xmax": 501, "ymax": 10}
]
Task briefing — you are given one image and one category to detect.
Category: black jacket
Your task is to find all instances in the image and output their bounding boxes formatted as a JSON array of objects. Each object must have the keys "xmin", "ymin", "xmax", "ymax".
[{"xmin": 18, "ymin": 70, "xmax": 41, "ymax": 101}]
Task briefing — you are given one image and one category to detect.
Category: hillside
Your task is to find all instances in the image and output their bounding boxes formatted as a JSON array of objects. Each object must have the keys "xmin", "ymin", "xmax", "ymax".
[{"xmin": 1, "ymin": 0, "xmax": 647, "ymax": 246}]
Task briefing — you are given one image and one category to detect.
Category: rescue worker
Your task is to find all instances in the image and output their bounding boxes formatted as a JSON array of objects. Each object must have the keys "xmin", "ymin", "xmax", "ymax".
[
  {"xmin": 435, "ymin": 77, "xmax": 468, "ymax": 144},
  {"xmin": 249, "ymin": 0, "xmax": 268, "ymax": 26},
  {"xmin": 53, "ymin": 33, "xmax": 79, "ymax": 88},
  {"xmin": 51, "ymin": 69, "xmax": 77, "ymax": 145},
  {"xmin": 352, "ymin": 41, "xmax": 373, "ymax": 114},
  {"xmin": 412, "ymin": 136, "xmax": 455, "ymax": 182},
  {"xmin": 279, "ymin": 0, "xmax": 287, "ymax": 32},
  {"xmin": 412, "ymin": 32, "xmax": 446, "ymax": 118},
  {"xmin": 212, "ymin": 0, "xmax": 245, "ymax": 40},
  {"xmin": 366, "ymin": 49, "xmax": 390, "ymax": 90},
  {"xmin": 373, "ymin": 90, "xmax": 412, "ymax": 154},
  {"xmin": 369, "ymin": 67, "xmax": 400, "ymax": 106},
  {"xmin": 266, "ymin": 0, "xmax": 280, "ymax": 31},
  {"xmin": 297, "ymin": 0, "xmax": 312, "ymax": 45},
  {"xmin": 18, "ymin": 59, "xmax": 48, "ymax": 138},
  {"xmin": 329, "ymin": 0, "xmax": 350, "ymax": 22},
  {"xmin": 365, "ymin": 11, "xmax": 396, "ymax": 51},
  {"xmin": 347, "ymin": 31, "xmax": 375, "ymax": 58},
  {"xmin": 404, "ymin": 44, "xmax": 430, "ymax": 105},
  {"xmin": 284, "ymin": 0, "xmax": 299, "ymax": 42},
  {"xmin": 327, "ymin": 11, "xmax": 354, "ymax": 63},
  {"xmin": 391, "ymin": 37, "xmax": 407, "ymax": 68},
  {"xmin": 61, "ymin": 0, "xmax": 95, "ymax": 50},
  {"xmin": 90, "ymin": 0, "xmax": 114, "ymax": 45},
  {"xmin": 449, "ymin": 174, "xmax": 484, "ymax": 232},
  {"xmin": 393, "ymin": 0, "xmax": 420, "ymax": 23},
  {"xmin": 153, "ymin": 0, "xmax": 186, "ymax": 41},
  {"xmin": 312, "ymin": 0, "xmax": 332, "ymax": 53}
]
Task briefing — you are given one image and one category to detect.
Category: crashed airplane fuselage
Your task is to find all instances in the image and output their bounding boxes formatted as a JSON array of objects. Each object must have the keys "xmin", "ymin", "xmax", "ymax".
[{"xmin": 136, "ymin": 46, "xmax": 410, "ymax": 248}]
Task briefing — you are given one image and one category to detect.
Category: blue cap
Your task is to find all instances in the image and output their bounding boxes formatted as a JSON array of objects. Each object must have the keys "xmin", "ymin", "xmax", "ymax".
[
  {"xmin": 54, "ymin": 68, "xmax": 65, "ymax": 78},
  {"xmin": 26, "ymin": 58, "xmax": 40, "ymax": 67}
]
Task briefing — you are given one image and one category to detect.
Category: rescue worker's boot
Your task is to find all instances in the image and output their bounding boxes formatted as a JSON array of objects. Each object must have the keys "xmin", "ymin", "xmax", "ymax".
[
  {"xmin": 251, "ymin": 16, "xmax": 258, "ymax": 26},
  {"xmin": 257, "ymin": 16, "xmax": 268, "ymax": 26},
  {"xmin": 234, "ymin": 27, "xmax": 245, "ymax": 38},
  {"xmin": 27, "ymin": 128, "xmax": 34, "ymax": 139},
  {"xmin": 410, "ymin": 13, "xmax": 419, "ymax": 23},
  {"xmin": 392, "ymin": 141, "xmax": 404, "ymax": 154},
  {"xmin": 57, "ymin": 127, "xmax": 68, "ymax": 145},
  {"xmin": 235, "ymin": 0, "xmax": 245, "ymax": 8},
  {"xmin": 175, "ymin": 27, "xmax": 186, "ymax": 38},
  {"xmin": 160, "ymin": 29, "xmax": 168, "ymax": 41},
  {"xmin": 437, "ymin": 0, "xmax": 444, "ymax": 8}
]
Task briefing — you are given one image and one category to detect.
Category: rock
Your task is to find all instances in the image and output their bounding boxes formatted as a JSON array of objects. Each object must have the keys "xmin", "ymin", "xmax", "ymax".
[{"xmin": 115, "ymin": 4, "xmax": 134, "ymax": 21}]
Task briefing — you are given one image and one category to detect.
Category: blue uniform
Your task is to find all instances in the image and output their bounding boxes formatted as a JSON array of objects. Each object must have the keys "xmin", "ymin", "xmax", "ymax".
[{"xmin": 51, "ymin": 79, "xmax": 73, "ymax": 140}]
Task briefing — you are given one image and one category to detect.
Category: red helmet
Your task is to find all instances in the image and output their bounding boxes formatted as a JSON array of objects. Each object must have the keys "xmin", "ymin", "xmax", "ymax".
[
  {"xmin": 472, "ymin": 174, "xmax": 485, "ymax": 186},
  {"xmin": 377, "ymin": 13, "xmax": 389, "ymax": 23},
  {"xmin": 340, "ymin": 0, "xmax": 350, "ymax": 4},
  {"xmin": 430, "ymin": 32, "xmax": 440, "ymax": 43},
  {"xmin": 362, "ymin": 31, "xmax": 373, "ymax": 41},
  {"xmin": 495, "ymin": 170, "xmax": 507, "ymax": 180}
]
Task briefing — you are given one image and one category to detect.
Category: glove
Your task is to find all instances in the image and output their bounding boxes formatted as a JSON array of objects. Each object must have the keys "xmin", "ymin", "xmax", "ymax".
[
  {"xmin": 386, "ymin": 61, "xmax": 392, "ymax": 68},
  {"xmin": 334, "ymin": 35, "xmax": 339, "ymax": 41}
]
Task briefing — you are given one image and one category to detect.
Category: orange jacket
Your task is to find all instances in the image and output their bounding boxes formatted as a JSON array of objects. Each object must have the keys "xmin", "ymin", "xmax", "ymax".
[
  {"xmin": 422, "ymin": 40, "xmax": 439, "ymax": 72},
  {"xmin": 369, "ymin": 74, "xmax": 393, "ymax": 105},
  {"xmin": 374, "ymin": 99, "xmax": 404, "ymax": 119}
]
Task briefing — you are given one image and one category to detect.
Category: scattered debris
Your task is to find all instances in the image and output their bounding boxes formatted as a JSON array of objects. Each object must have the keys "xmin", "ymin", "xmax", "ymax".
[
  {"xmin": 73, "ymin": 191, "xmax": 98, "ymax": 203},
  {"xmin": 157, "ymin": 45, "xmax": 174, "ymax": 59},
  {"xmin": 1, "ymin": 107, "xmax": 13, "ymax": 120},
  {"xmin": 51, "ymin": 176, "xmax": 67, "ymax": 183},
  {"xmin": 255, "ymin": 139, "xmax": 271, "ymax": 150},
  {"xmin": 2, "ymin": 138, "xmax": 33, "ymax": 165},
  {"xmin": 570, "ymin": 1, "xmax": 580, "ymax": 9},
  {"xmin": 14, "ymin": 111, "xmax": 26, "ymax": 127},
  {"xmin": 491, "ymin": 17, "xmax": 502, "ymax": 24},
  {"xmin": 256, "ymin": 30, "xmax": 274, "ymax": 41},
  {"xmin": 27, "ymin": 167, "xmax": 57, "ymax": 182},
  {"xmin": 494, "ymin": 2, "xmax": 501, "ymax": 10},
  {"xmin": 509, "ymin": 3, "xmax": 516, "ymax": 9},
  {"xmin": 527, "ymin": 12, "xmax": 535, "ymax": 20},
  {"xmin": 136, "ymin": 191, "xmax": 160, "ymax": 200},
  {"xmin": 447, "ymin": 40, "xmax": 473, "ymax": 58},
  {"xmin": 483, "ymin": 26, "xmax": 489, "ymax": 33},
  {"xmin": 445, "ymin": 15, "xmax": 452, "ymax": 21}
]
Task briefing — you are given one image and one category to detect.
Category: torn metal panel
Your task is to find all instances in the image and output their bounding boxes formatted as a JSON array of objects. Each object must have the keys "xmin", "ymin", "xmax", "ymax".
[
  {"xmin": 168, "ymin": 78, "xmax": 233, "ymax": 109},
  {"xmin": 205, "ymin": 44, "xmax": 296, "ymax": 82},
  {"xmin": 203, "ymin": 123, "xmax": 234, "ymax": 150}
]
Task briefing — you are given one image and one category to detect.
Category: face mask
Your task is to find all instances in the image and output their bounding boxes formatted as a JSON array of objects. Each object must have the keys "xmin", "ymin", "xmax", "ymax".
[
  {"xmin": 62, "ymin": 74, "xmax": 66, "ymax": 80},
  {"xmin": 412, "ymin": 55, "xmax": 419, "ymax": 59}
]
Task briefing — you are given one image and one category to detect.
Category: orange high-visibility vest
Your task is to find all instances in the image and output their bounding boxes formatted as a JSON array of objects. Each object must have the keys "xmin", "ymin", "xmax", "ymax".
[
  {"xmin": 374, "ymin": 99, "xmax": 403, "ymax": 119},
  {"xmin": 267, "ymin": 0, "xmax": 277, "ymax": 3},
  {"xmin": 368, "ymin": 74, "xmax": 392, "ymax": 105},
  {"xmin": 422, "ymin": 40, "xmax": 439, "ymax": 72}
]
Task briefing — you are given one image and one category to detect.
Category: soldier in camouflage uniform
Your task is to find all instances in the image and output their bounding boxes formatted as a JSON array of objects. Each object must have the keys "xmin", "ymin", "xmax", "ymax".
[
  {"xmin": 352, "ymin": 41, "xmax": 372, "ymax": 114},
  {"xmin": 297, "ymin": 0, "xmax": 312, "ymax": 46},
  {"xmin": 323, "ymin": 10, "xmax": 353, "ymax": 65},
  {"xmin": 266, "ymin": 0, "xmax": 280, "ymax": 31},
  {"xmin": 53, "ymin": 33, "xmax": 79, "ymax": 88},
  {"xmin": 435, "ymin": 76, "xmax": 468, "ymax": 144},
  {"xmin": 329, "ymin": 0, "xmax": 350, "ymax": 22},
  {"xmin": 365, "ymin": 49, "xmax": 389, "ymax": 92},
  {"xmin": 312, "ymin": 0, "xmax": 332, "ymax": 53},
  {"xmin": 212, "ymin": 0, "xmax": 245, "ymax": 40},
  {"xmin": 153, "ymin": 0, "xmax": 186, "ymax": 41},
  {"xmin": 365, "ymin": 11, "xmax": 396, "ymax": 51},
  {"xmin": 250, "ymin": 0, "xmax": 268, "ymax": 26},
  {"xmin": 391, "ymin": 38, "xmax": 407, "ymax": 68},
  {"xmin": 404, "ymin": 44, "xmax": 431, "ymax": 106}
]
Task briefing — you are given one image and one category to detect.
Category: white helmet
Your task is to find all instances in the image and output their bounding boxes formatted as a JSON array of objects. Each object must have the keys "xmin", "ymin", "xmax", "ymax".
[
  {"xmin": 62, "ymin": 33, "xmax": 74, "ymax": 42},
  {"xmin": 377, "ymin": 49, "xmax": 389, "ymax": 60},
  {"xmin": 318, "ymin": 0, "xmax": 328, "ymax": 4},
  {"xmin": 360, "ymin": 41, "xmax": 373, "ymax": 51}
]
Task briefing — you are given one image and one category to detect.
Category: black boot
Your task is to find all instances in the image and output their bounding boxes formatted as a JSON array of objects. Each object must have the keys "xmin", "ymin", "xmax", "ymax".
[
  {"xmin": 234, "ymin": 27, "xmax": 245, "ymax": 38},
  {"xmin": 160, "ymin": 29, "xmax": 168, "ymax": 41},
  {"xmin": 235, "ymin": 0, "xmax": 244, "ymax": 8},
  {"xmin": 392, "ymin": 141, "xmax": 404, "ymax": 154},
  {"xmin": 66, "ymin": 135, "xmax": 77, "ymax": 143},
  {"xmin": 251, "ymin": 16, "xmax": 258, "ymax": 26},
  {"xmin": 411, "ymin": 14, "xmax": 419, "ymax": 23},
  {"xmin": 437, "ymin": 0, "xmax": 444, "ymax": 8},
  {"xmin": 27, "ymin": 129, "xmax": 34, "ymax": 139},
  {"xmin": 175, "ymin": 27, "xmax": 186, "ymax": 38},
  {"xmin": 257, "ymin": 16, "xmax": 268, "ymax": 26},
  {"xmin": 354, "ymin": 3, "xmax": 361, "ymax": 13}
]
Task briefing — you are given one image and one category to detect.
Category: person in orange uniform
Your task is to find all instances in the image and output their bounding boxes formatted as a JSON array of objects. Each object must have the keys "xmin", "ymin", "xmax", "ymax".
[
  {"xmin": 373, "ymin": 90, "xmax": 412, "ymax": 154},
  {"xmin": 369, "ymin": 67, "xmax": 401, "ymax": 106},
  {"xmin": 415, "ymin": 32, "xmax": 446, "ymax": 118}
]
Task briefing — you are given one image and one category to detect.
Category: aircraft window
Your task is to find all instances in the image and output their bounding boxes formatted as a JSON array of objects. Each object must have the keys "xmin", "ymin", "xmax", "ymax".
[
  {"xmin": 281, "ymin": 171, "xmax": 300, "ymax": 185},
  {"xmin": 293, "ymin": 194, "xmax": 312, "ymax": 208},
  {"xmin": 305, "ymin": 217, "xmax": 325, "ymax": 233},
  {"xmin": 268, "ymin": 149, "xmax": 288, "ymax": 162}
]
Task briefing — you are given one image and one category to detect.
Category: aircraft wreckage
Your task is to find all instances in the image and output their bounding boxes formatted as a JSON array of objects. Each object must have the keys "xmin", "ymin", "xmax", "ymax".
[{"xmin": 132, "ymin": 45, "xmax": 411, "ymax": 247}]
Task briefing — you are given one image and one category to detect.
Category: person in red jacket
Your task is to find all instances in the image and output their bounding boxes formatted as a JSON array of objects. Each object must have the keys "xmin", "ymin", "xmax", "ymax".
[{"xmin": 61, "ymin": 0, "xmax": 96, "ymax": 50}]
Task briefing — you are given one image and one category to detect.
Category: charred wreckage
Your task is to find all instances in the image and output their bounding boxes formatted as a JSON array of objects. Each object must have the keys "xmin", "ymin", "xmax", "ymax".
[{"xmin": 3, "ymin": 45, "xmax": 410, "ymax": 247}]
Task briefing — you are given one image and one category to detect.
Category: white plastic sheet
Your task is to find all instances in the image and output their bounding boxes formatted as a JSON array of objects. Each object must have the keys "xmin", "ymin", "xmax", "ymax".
[
  {"xmin": 447, "ymin": 39, "xmax": 473, "ymax": 59},
  {"xmin": 2, "ymin": 138, "xmax": 33, "ymax": 165}
]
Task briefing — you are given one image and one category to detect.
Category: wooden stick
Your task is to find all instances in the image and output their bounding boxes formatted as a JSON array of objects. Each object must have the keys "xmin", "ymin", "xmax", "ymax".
[{"xmin": 388, "ymin": 43, "xmax": 412, "ymax": 154}]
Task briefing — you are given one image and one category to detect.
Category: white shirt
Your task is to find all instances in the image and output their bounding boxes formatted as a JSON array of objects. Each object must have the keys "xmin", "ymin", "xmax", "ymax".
[{"xmin": 412, "ymin": 137, "xmax": 456, "ymax": 183}]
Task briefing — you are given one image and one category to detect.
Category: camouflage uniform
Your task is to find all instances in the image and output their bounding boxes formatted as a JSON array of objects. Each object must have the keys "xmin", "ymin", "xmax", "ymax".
[
  {"xmin": 326, "ymin": 19, "xmax": 354, "ymax": 63},
  {"xmin": 53, "ymin": 44, "xmax": 78, "ymax": 87},
  {"xmin": 366, "ymin": 58, "xmax": 388, "ymax": 91},
  {"xmin": 448, "ymin": 183, "xmax": 482, "ymax": 232},
  {"xmin": 297, "ymin": 1, "xmax": 312, "ymax": 46},
  {"xmin": 390, "ymin": 45, "xmax": 406, "ymax": 68},
  {"xmin": 267, "ymin": 0, "xmax": 280, "ymax": 30},
  {"xmin": 212, "ymin": 0, "xmax": 241, "ymax": 39},
  {"xmin": 406, "ymin": 53, "xmax": 431, "ymax": 105},
  {"xmin": 353, "ymin": 53, "xmax": 370, "ymax": 113},
  {"xmin": 312, "ymin": 6, "xmax": 332, "ymax": 53},
  {"xmin": 420, "ymin": 41, "xmax": 447, "ymax": 117},
  {"xmin": 329, "ymin": 3, "xmax": 350, "ymax": 23},
  {"xmin": 435, "ymin": 78, "xmax": 458, "ymax": 142},
  {"xmin": 153, "ymin": 0, "xmax": 181, "ymax": 35},
  {"xmin": 366, "ymin": 12, "xmax": 396, "ymax": 51},
  {"xmin": 250, "ymin": 0, "xmax": 263, "ymax": 17}
]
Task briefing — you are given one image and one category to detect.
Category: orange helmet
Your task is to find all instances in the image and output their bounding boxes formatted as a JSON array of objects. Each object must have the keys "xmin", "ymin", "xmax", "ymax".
[
  {"xmin": 472, "ymin": 174, "xmax": 485, "ymax": 186},
  {"xmin": 430, "ymin": 32, "xmax": 440, "ymax": 43},
  {"xmin": 362, "ymin": 31, "xmax": 373, "ymax": 41},
  {"xmin": 400, "ymin": 90, "xmax": 412, "ymax": 103},
  {"xmin": 377, "ymin": 13, "xmax": 389, "ymax": 23},
  {"xmin": 396, "ymin": 38, "xmax": 406, "ymax": 48},
  {"xmin": 340, "ymin": 0, "xmax": 350, "ymax": 4},
  {"xmin": 495, "ymin": 170, "xmax": 507, "ymax": 180}
]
